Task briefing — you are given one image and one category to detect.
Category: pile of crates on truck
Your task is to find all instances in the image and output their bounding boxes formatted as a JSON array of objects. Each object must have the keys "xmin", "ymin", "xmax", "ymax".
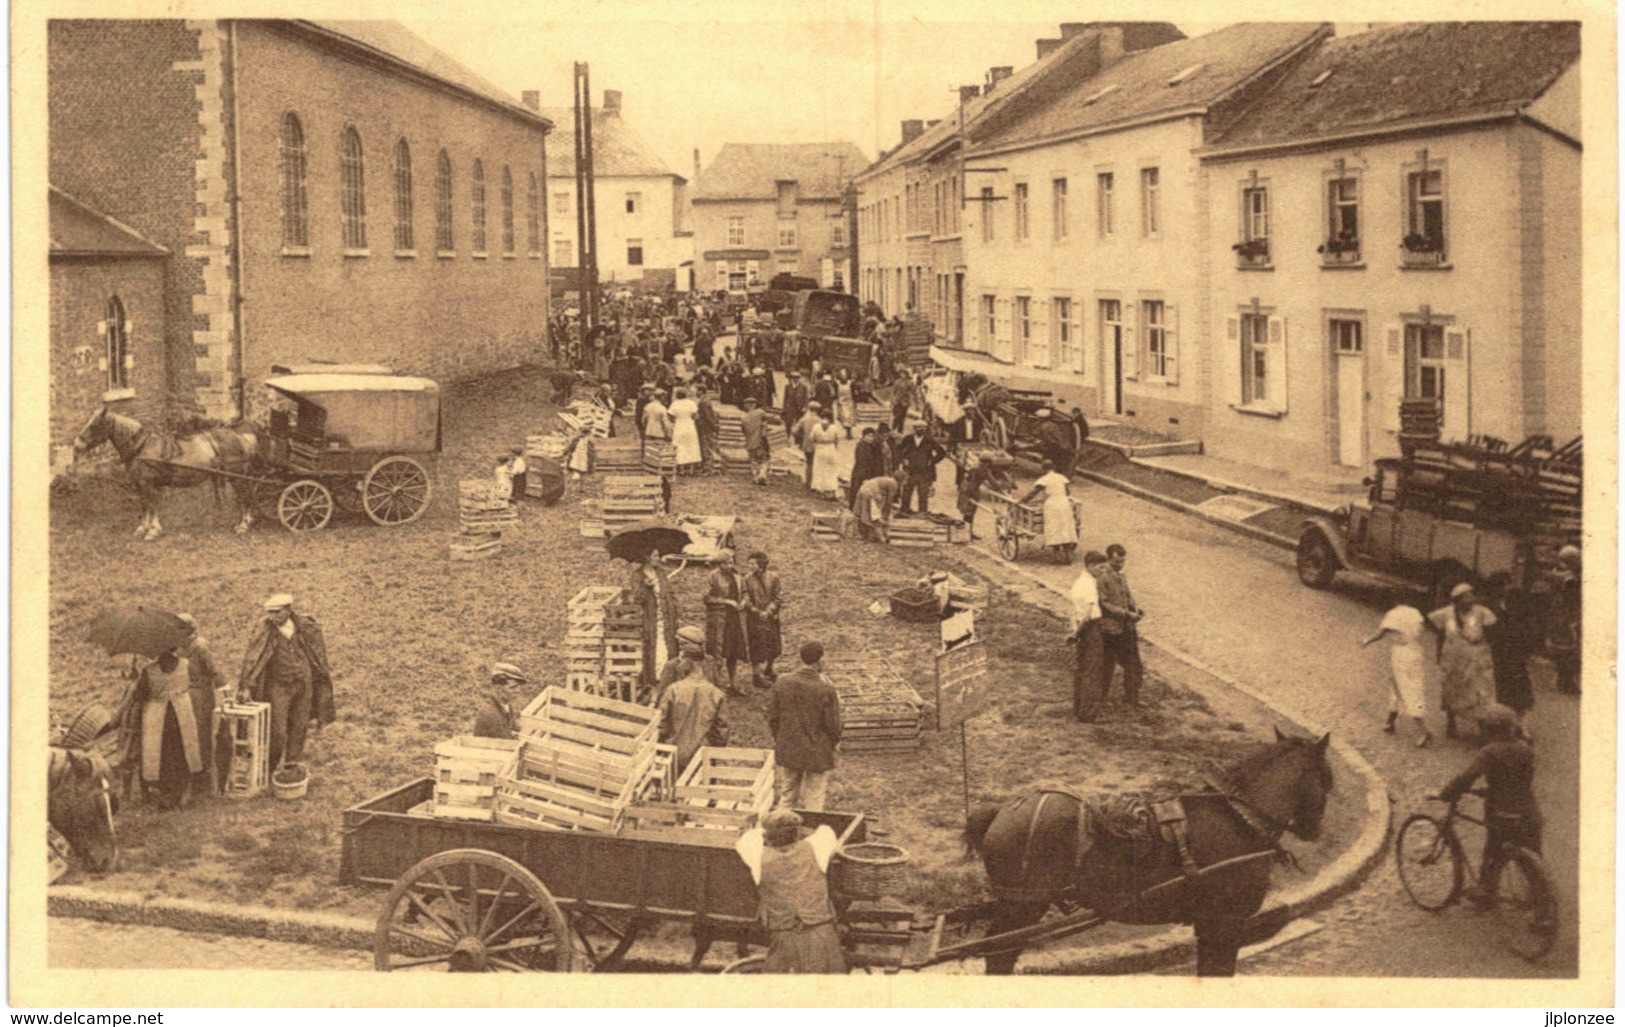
[
  {"xmin": 564, "ymin": 586, "xmax": 646, "ymax": 704},
  {"xmin": 823, "ymin": 658, "xmax": 926, "ymax": 753},
  {"xmin": 492, "ymin": 687, "xmax": 666, "ymax": 833},
  {"xmin": 621, "ymin": 747, "xmax": 775, "ymax": 841},
  {"xmin": 1394, "ymin": 432, "xmax": 1582, "ymax": 552}
]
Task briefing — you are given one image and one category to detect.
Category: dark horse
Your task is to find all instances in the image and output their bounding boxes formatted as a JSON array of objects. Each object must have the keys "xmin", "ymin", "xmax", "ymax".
[
  {"xmin": 49, "ymin": 744, "xmax": 119, "ymax": 874},
  {"xmin": 964, "ymin": 730, "xmax": 1334, "ymax": 976},
  {"xmin": 73, "ymin": 405, "xmax": 260, "ymax": 540}
]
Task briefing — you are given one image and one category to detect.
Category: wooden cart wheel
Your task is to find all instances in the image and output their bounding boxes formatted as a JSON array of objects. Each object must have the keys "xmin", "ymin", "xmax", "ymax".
[
  {"xmin": 362, "ymin": 456, "xmax": 433, "ymax": 526},
  {"xmin": 996, "ymin": 522, "xmax": 1019, "ymax": 562},
  {"xmin": 569, "ymin": 909, "xmax": 647, "ymax": 971},
  {"xmin": 277, "ymin": 479, "xmax": 334, "ymax": 533},
  {"xmin": 719, "ymin": 954, "xmax": 765, "ymax": 974},
  {"xmin": 374, "ymin": 849, "xmax": 574, "ymax": 972}
]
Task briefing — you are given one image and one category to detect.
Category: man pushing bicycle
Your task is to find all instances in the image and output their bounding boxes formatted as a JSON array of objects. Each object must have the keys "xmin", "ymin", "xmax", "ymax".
[{"xmin": 1435, "ymin": 703, "xmax": 1543, "ymax": 907}]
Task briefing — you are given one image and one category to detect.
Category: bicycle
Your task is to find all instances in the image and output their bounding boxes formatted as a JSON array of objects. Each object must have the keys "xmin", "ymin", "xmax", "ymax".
[{"xmin": 1394, "ymin": 789, "xmax": 1559, "ymax": 962}]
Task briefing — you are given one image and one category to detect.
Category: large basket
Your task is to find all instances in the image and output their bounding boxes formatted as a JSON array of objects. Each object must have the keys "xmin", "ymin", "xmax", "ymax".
[
  {"xmin": 829, "ymin": 842, "xmax": 911, "ymax": 899},
  {"xmin": 889, "ymin": 588, "xmax": 940, "ymax": 623}
]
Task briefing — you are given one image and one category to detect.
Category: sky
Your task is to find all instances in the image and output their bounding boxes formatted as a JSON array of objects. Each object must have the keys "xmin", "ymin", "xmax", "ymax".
[{"xmin": 404, "ymin": 1, "xmax": 1226, "ymax": 183}]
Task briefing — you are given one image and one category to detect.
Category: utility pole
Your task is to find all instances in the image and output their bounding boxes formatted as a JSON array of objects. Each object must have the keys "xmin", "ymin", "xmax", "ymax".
[{"xmin": 572, "ymin": 62, "xmax": 600, "ymax": 345}]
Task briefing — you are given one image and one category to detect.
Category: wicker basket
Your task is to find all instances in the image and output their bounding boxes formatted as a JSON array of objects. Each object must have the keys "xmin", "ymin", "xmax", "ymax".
[
  {"xmin": 829, "ymin": 842, "xmax": 911, "ymax": 899},
  {"xmin": 889, "ymin": 588, "xmax": 940, "ymax": 623}
]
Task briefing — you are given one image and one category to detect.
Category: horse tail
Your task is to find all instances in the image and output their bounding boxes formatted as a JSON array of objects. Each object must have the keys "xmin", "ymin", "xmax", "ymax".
[{"xmin": 963, "ymin": 802, "xmax": 1002, "ymax": 859}]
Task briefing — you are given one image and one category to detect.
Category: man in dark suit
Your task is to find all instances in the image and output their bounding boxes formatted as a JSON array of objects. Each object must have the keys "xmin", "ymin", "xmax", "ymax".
[
  {"xmin": 767, "ymin": 642, "xmax": 841, "ymax": 811},
  {"xmin": 781, "ymin": 370, "xmax": 809, "ymax": 431},
  {"xmin": 847, "ymin": 427, "xmax": 885, "ymax": 511},
  {"xmin": 895, "ymin": 422, "xmax": 947, "ymax": 516},
  {"xmin": 1097, "ymin": 543, "xmax": 1145, "ymax": 706}
]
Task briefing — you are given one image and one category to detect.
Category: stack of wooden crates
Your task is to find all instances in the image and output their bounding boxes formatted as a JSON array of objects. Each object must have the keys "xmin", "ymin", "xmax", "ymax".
[
  {"xmin": 564, "ymin": 586, "xmax": 646, "ymax": 703},
  {"xmin": 492, "ymin": 687, "xmax": 667, "ymax": 833},
  {"xmin": 824, "ymin": 658, "xmax": 925, "ymax": 753},
  {"xmin": 590, "ymin": 438, "xmax": 643, "ymax": 473},
  {"xmin": 453, "ymin": 480, "xmax": 516, "ymax": 560},
  {"xmin": 620, "ymin": 747, "xmax": 775, "ymax": 840}
]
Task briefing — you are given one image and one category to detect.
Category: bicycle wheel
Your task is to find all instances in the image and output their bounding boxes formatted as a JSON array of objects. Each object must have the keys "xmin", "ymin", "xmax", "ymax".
[
  {"xmin": 1497, "ymin": 848, "xmax": 1559, "ymax": 962},
  {"xmin": 1395, "ymin": 814, "xmax": 1465, "ymax": 911}
]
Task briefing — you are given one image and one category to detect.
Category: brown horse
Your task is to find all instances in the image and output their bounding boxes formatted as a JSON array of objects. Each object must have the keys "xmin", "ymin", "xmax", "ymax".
[
  {"xmin": 49, "ymin": 745, "xmax": 119, "ymax": 873},
  {"xmin": 73, "ymin": 406, "xmax": 260, "ymax": 540},
  {"xmin": 964, "ymin": 729, "xmax": 1333, "ymax": 976}
]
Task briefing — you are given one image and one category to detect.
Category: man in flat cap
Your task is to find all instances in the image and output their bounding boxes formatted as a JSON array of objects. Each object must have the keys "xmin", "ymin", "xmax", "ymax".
[
  {"xmin": 734, "ymin": 808, "xmax": 846, "ymax": 973},
  {"xmin": 473, "ymin": 663, "xmax": 529, "ymax": 740},
  {"xmin": 238, "ymin": 594, "xmax": 334, "ymax": 772},
  {"xmin": 657, "ymin": 635, "xmax": 731, "ymax": 775},
  {"xmin": 658, "ymin": 625, "xmax": 709, "ymax": 700},
  {"xmin": 767, "ymin": 642, "xmax": 841, "ymax": 812}
]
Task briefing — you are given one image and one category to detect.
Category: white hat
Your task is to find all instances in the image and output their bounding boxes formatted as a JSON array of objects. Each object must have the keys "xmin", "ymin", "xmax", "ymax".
[
  {"xmin": 264, "ymin": 593, "xmax": 294, "ymax": 611},
  {"xmin": 1449, "ymin": 582, "xmax": 1474, "ymax": 599}
]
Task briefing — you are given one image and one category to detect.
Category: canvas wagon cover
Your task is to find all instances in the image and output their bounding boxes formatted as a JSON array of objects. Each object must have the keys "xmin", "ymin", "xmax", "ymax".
[{"xmin": 266, "ymin": 375, "xmax": 440, "ymax": 452}]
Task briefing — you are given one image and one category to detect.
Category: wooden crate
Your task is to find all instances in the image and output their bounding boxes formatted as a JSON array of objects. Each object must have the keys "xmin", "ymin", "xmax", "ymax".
[
  {"xmin": 219, "ymin": 700, "xmax": 270, "ymax": 797},
  {"xmin": 675, "ymin": 746, "xmax": 775, "ymax": 813},
  {"xmin": 641, "ymin": 442, "xmax": 677, "ymax": 479},
  {"xmin": 449, "ymin": 536, "xmax": 502, "ymax": 561},
  {"xmin": 591, "ymin": 438, "xmax": 643, "ymax": 473},
  {"xmin": 495, "ymin": 732, "xmax": 659, "ymax": 833},
  {"xmin": 620, "ymin": 800, "xmax": 760, "ymax": 834},
  {"xmin": 526, "ymin": 433, "xmax": 569, "ymax": 461},
  {"xmin": 435, "ymin": 736, "xmax": 518, "ymax": 786},
  {"xmin": 810, "ymin": 512, "xmax": 843, "ymax": 540},
  {"xmin": 518, "ymin": 686, "xmax": 660, "ymax": 749},
  {"xmin": 569, "ymin": 586, "xmax": 627, "ymax": 609},
  {"xmin": 638, "ymin": 743, "xmax": 678, "ymax": 802}
]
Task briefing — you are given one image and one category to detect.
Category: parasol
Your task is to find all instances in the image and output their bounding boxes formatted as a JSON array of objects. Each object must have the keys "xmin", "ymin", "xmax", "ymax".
[
  {"xmin": 85, "ymin": 607, "xmax": 192, "ymax": 659},
  {"xmin": 605, "ymin": 519, "xmax": 695, "ymax": 564}
]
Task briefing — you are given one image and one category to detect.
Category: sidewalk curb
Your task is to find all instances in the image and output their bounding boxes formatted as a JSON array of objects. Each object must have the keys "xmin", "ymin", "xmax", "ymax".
[
  {"xmin": 946, "ymin": 547, "xmax": 1394, "ymax": 976},
  {"xmin": 1074, "ymin": 468, "xmax": 1299, "ymax": 553},
  {"xmin": 47, "ymin": 539, "xmax": 1390, "ymax": 976},
  {"xmin": 1121, "ymin": 457, "xmax": 1349, "ymax": 518}
]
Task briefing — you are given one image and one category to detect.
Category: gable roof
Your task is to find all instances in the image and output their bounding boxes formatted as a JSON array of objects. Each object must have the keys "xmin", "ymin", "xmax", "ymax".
[
  {"xmin": 50, "ymin": 186, "xmax": 168, "ymax": 257},
  {"xmin": 858, "ymin": 23, "xmax": 1186, "ymax": 180},
  {"xmin": 971, "ymin": 22, "xmax": 1330, "ymax": 154},
  {"xmin": 540, "ymin": 107, "xmax": 681, "ymax": 181},
  {"xmin": 297, "ymin": 21, "xmax": 548, "ymax": 128},
  {"xmin": 1206, "ymin": 22, "xmax": 1581, "ymax": 152},
  {"xmin": 693, "ymin": 142, "xmax": 869, "ymax": 202}
]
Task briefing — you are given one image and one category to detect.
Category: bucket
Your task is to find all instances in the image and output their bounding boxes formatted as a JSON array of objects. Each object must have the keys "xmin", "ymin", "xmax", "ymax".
[{"xmin": 271, "ymin": 762, "xmax": 309, "ymax": 800}]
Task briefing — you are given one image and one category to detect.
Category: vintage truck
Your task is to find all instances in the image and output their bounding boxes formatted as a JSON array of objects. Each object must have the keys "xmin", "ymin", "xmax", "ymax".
[{"xmin": 1295, "ymin": 433, "xmax": 1581, "ymax": 599}]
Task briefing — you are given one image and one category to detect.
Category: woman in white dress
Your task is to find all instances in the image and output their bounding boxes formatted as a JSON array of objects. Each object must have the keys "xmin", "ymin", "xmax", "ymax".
[
  {"xmin": 643, "ymin": 390, "xmax": 671, "ymax": 441},
  {"xmin": 1361, "ymin": 591, "xmax": 1432, "ymax": 747},
  {"xmin": 808, "ymin": 412, "xmax": 843, "ymax": 498},
  {"xmin": 1018, "ymin": 458, "xmax": 1079, "ymax": 561},
  {"xmin": 668, "ymin": 387, "xmax": 702, "ymax": 475},
  {"xmin": 834, "ymin": 370, "xmax": 858, "ymax": 439}
]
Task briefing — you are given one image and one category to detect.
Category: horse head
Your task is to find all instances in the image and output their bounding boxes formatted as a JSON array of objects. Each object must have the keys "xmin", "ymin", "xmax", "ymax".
[
  {"xmin": 73, "ymin": 405, "xmax": 110, "ymax": 456},
  {"xmin": 1221, "ymin": 729, "xmax": 1334, "ymax": 844},
  {"xmin": 48, "ymin": 746, "xmax": 119, "ymax": 873}
]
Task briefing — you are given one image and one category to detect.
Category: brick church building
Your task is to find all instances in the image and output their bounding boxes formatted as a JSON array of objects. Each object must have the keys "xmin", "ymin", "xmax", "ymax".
[{"xmin": 49, "ymin": 19, "xmax": 552, "ymax": 444}]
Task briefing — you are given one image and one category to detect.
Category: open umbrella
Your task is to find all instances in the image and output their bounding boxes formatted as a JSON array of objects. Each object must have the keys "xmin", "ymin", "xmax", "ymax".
[
  {"xmin": 85, "ymin": 607, "xmax": 191, "ymax": 659},
  {"xmin": 605, "ymin": 519, "xmax": 693, "ymax": 564}
]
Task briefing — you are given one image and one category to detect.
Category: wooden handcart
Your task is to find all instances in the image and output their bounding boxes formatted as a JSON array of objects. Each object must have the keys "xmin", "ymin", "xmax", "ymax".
[{"xmin": 977, "ymin": 487, "xmax": 1083, "ymax": 564}]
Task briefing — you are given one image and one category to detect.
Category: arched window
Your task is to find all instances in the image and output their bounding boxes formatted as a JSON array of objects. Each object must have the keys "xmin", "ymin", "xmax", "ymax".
[
  {"xmin": 104, "ymin": 296, "xmax": 129, "ymax": 390},
  {"xmin": 393, "ymin": 138, "xmax": 414, "ymax": 252},
  {"xmin": 435, "ymin": 150, "xmax": 454, "ymax": 252},
  {"xmin": 279, "ymin": 113, "xmax": 308, "ymax": 247},
  {"xmin": 340, "ymin": 126, "xmax": 367, "ymax": 249},
  {"xmin": 501, "ymin": 166, "xmax": 515, "ymax": 255},
  {"xmin": 471, "ymin": 159, "xmax": 487, "ymax": 253},
  {"xmin": 527, "ymin": 172, "xmax": 540, "ymax": 255}
]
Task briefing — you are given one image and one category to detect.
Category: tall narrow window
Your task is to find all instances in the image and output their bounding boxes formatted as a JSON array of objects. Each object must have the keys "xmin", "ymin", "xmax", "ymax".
[
  {"xmin": 982, "ymin": 294, "xmax": 997, "ymax": 343},
  {"xmin": 527, "ymin": 173, "xmax": 540, "ymax": 255},
  {"xmin": 1143, "ymin": 300, "xmax": 1172, "ymax": 378},
  {"xmin": 553, "ymin": 238, "xmax": 574, "ymax": 266},
  {"xmin": 1324, "ymin": 177, "xmax": 1361, "ymax": 264},
  {"xmin": 1241, "ymin": 313, "xmax": 1270, "ymax": 403},
  {"xmin": 1052, "ymin": 178, "xmax": 1068, "ymax": 241},
  {"xmin": 279, "ymin": 113, "xmax": 308, "ymax": 247},
  {"xmin": 501, "ymin": 166, "xmax": 515, "ymax": 255},
  {"xmin": 1015, "ymin": 296, "xmax": 1031, "ymax": 360},
  {"xmin": 778, "ymin": 221, "xmax": 797, "ymax": 248},
  {"xmin": 980, "ymin": 187, "xmax": 994, "ymax": 242},
  {"xmin": 1054, "ymin": 298, "xmax": 1073, "ymax": 369},
  {"xmin": 1140, "ymin": 167, "xmax": 1160, "ymax": 236},
  {"xmin": 104, "ymin": 296, "xmax": 129, "ymax": 391},
  {"xmin": 1238, "ymin": 185, "xmax": 1270, "ymax": 266},
  {"xmin": 1406, "ymin": 169, "xmax": 1446, "ymax": 254},
  {"xmin": 393, "ymin": 138, "xmax": 414, "ymax": 252},
  {"xmin": 1013, "ymin": 183, "xmax": 1030, "ymax": 241},
  {"xmin": 727, "ymin": 216, "xmax": 745, "ymax": 246},
  {"xmin": 552, "ymin": 191, "xmax": 571, "ymax": 215},
  {"xmin": 831, "ymin": 221, "xmax": 845, "ymax": 247},
  {"xmin": 627, "ymin": 238, "xmax": 644, "ymax": 266},
  {"xmin": 340, "ymin": 126, "xmax": 366, "ymax": 250},
  {"xmin": 435, "ymin": 150, "xmax": 454, "ymax": 252},
  {"xmin": 1406, "ymin": 323, "xmax": 1447, "ymax": 401},
  {"xmin": 1097, "ymin": 172, "xmax": 1115, "ymax": 237},
  {"xmin": 471, "ymin": 159, "xmax": 487, "ymax": 253},
  {"xmin": 625, "ymin": 192, "xmax": 641, "ymax": 214}
]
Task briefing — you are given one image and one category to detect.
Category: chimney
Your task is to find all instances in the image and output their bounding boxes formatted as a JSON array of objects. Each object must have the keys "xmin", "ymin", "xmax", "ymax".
[
  {"xmin": 1036, "ymin": 38, "xmax": 1064, "ymax": 60},
  {"xmin": 521, "ymin": 90, "xmax": 540, "ymax": 111},
  {"xmin": 1059, "ymin": 22, "xmax": 1092, "ymax": 40},
  {"xmin": 900, "ymin": 119, "xmax": 925, "ymax": 144},
  {"xmin": 602, "ymin": 89, "xmax": 622, "ymax": 114},
  {"xmin": 693, "ymin": 148, "xmax": 701, "ymax": 183},
  {"xmin": 958, "ymin": 84, "xmax": 981, "ymax": 104},
  {"xmin": 926, "ymin": 119, "xmax": 941, "ymax": 128},
  {"xmin": 985, "ymin": 66, "xmax": 1014, "ymax": 90}
]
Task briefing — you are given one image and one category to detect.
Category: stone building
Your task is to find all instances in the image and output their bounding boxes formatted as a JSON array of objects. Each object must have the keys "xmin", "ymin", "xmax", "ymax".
[
  {"xmin": 690, "ymin": 142, "xmax": 867, "ymax": 293},
  {"xmin": 49, "ymin": 19, "xmax": 551, "ymax": 426}
]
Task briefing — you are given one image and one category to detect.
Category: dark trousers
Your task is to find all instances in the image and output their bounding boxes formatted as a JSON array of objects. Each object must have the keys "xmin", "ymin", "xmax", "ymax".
[
  {"xmin": 1101, "ymin": 628, "xmax": 1143, "ymax": 705},
  {"xmin": 267, "ymin": 677, "xmax": 312, "ymax": 768},
  {"xmin": 892, "ymin": 405, "xmax": 909, "ymax": 432},
  {"xmin": 510, "ymin": 472, "xmax": 527, "ymax": 503},
  {"xmin": 804, "ymin": 450, "xmax": 815, "ymax": 487},
  {"xmin": 899, "ymin": 471, "xmax": 933, "ymax": 514},
  {"xmin": 1073, "ymin": 621, "xmax": 1106, "ymax": 721}
]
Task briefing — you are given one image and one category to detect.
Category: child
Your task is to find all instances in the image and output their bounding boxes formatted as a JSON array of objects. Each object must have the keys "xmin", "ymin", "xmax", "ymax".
[
  {"xmin": 492, "ymin": 454, "xmax": 514, "ymax": 505},
  {"xmin": 508, "ymin": 446, "xmax": 528, "ymax": 504}
]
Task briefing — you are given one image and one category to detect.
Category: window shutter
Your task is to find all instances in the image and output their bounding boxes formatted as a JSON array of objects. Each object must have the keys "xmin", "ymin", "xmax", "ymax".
[
  {"xmin": 1444, "ymin": 327, "xmax": 1470, "ymax": 434},
  {"xmin": 1164, "ymin": 304, "xmax": 1179, "ymax": 385},
  {"xmin": 1072, "ymin": 306, "xmax": 1085, "ymax": 375},
  {"xmin": 1445, "ymin": 327, "xmax": 1466, "ymax": 361},
  {"xmin": 1223, "ymin": 315, "xmax": 1242, "ymax": 405},
  {"xmin": 1032, "ymin": 301, "xmax": 1049, "ymax": 368},
  {"xmin": 1268, "ymin": 315, "xmax": 1287, "ymax": 413},
  {"xmin": 997, "ymin": 299, "xmax": 1012, "ymax": 362},
  {"xmin": 1121, "ymin": 303, "xmax": 1139, "ymax": 381},
  {"xmin": 1382, "ymin": 324, "xmax": 1404, "ymax": 432}
]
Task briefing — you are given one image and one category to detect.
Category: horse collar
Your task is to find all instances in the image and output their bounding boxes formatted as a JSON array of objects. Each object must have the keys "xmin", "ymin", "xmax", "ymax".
[{"xmin": 1204, "ymin": 777, "xmax": 1292, "ymax": 858}]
